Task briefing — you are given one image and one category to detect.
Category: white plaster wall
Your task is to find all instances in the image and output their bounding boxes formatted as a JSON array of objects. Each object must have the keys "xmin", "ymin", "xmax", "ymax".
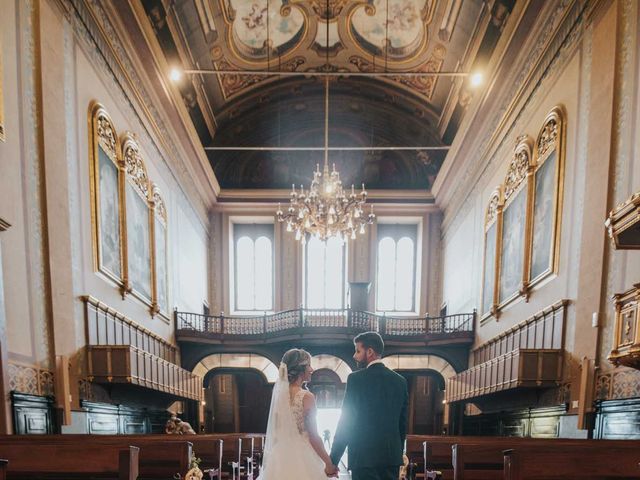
[
  {"xmin": 442, "ymin": 48, "xmax": 582, "ymax": 346},
  {"xmin": 0, "ymin": 0, "xmax": 51, "ymax": 367},
  {"xmin": 0, "ymin": 0, "xmax": 210, "ymax": 372}
]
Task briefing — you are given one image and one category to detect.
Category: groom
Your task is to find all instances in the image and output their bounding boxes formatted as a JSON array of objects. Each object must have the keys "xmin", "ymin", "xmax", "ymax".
[{"xmin": 329, "ymin": 331, "xmax": 408, "ymax": 480}]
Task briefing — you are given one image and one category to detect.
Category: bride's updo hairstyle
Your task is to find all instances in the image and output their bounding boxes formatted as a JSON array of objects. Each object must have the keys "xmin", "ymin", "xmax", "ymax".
[{"xmin": 281, "ymin": 348, "xmax": 311, "ymax": 383}]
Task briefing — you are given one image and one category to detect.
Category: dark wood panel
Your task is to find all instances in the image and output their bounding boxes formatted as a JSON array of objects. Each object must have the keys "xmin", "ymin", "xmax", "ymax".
[
  {"xmin": 463, "ymin": 405, "xmax": 566, "ymax": 438},
  {"xmin": 83, "ymin": 400, "xmax": 169, "ymax": 435},
  {"xmin": 11, "ymin": 392, "xmax": 56, "ymax": 435},
  {"xmin": 595, "ymin": 398, "xmax": 640, "ymax": 439}
]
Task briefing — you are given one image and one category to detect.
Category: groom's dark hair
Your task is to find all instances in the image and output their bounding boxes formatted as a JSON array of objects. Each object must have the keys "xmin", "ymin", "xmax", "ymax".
[{"xmin": 354, "ymin": 331, "xmax": 384, "ymax": 356}]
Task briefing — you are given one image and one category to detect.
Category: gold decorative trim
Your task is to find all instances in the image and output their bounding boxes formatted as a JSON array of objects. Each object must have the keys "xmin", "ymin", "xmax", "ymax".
[
  {"xmin": 480, "ymin": 187, "xmax": 503, "ymax": 321},
  {"xmin": 606, "ymin": 192, "xmax": 640, "ymax": 249},
  {"xmin": 609, "ymin": 284, "xmax": 640, "ymax": 369},
  {"xmin": 151, "ymin": 183, "xmax": 168, "ymax": 317},
  {"xmin": 152, "ymin": 184, "xmax": 167, "ymax": 223},
  {"xmin": 88, "ymin": 101, "xmax": 125, "ymax": 287},
  {"xmin": 526, "ymin": 106, "xmax": 566, "ymax": 291},
  {"xmin": 497, "ymin": 137, "xmax": 532, "ymax": 309},
  {"xmin": 118, "ymin": 132, "xmax": 154, "ymax": 310},
  {"xmin": 485, "ymin": 187, "xmax": 502, "ymax": 226},
  {"xmin": 120, "ymin": 132, "xmax": 150, "ymax": 200},
  {"xmin": 503, "ymin": 136, "xmax": 533, "ymax": 203}
]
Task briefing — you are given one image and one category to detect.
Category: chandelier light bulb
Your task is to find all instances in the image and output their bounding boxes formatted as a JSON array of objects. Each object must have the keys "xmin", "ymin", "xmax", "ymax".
[
  {"xmin": 169, "ymin": 67, "xmax": 183, "ymax": 82},
  {"xmin": 359, "ymin": 224, "xmax": 365, "ymax": 234}
]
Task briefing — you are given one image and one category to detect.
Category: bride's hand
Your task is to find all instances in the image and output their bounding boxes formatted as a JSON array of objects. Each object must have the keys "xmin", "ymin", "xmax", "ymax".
[{"xmin": 324, "ymin": 463, "xmax": 339, "ymax": 477}]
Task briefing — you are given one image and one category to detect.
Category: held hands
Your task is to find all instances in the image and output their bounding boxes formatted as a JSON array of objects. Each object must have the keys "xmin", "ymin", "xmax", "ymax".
[{"xmin": 324, "ymin": 463, "xmax": 339, "ymax": 478}]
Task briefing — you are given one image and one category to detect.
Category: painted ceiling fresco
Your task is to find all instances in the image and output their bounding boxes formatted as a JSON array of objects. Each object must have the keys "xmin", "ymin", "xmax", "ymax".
[{"xmin": 140, "ymin": 0, "xmax": 514, "ymax": 190}]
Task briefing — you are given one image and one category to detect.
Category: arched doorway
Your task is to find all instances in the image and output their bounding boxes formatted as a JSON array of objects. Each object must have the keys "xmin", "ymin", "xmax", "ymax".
[
  {"xmin": 383, "ymin": 354, "xmax": 457, "ymax": 435},
  {"xmin": 193, "ymin": 354, "xmax": 278, "ymax": 433}
]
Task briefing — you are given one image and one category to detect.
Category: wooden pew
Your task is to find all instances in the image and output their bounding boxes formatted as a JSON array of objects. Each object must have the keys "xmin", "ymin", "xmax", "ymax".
[
  {"xmin": 451, "ymin": 444, "xmax": 504, "ymax": 480},
  {"xmin": 0, "ymin": 444, "xmax": 138, "ymax": 479},
  {"xmin": 0, "ymin": 459, "xmax": 7, "ymax": 480},
  {"xmin": 420, "ymin": 436, "xmax": 640, "ymax": 480},
  {"xmin": 503, "ymin": 444, "xmax": 640, "ymax": 479},
  {"xmin": 0, "ymin": 436, "xmax": 190, "ymax": 480}
]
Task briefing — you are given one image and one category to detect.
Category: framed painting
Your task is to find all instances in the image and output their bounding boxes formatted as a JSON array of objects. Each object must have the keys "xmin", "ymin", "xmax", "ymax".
[
  {"xmin": 152, "ymin": 184, "xmax": 169, "ymax": 318},
  {"xmin": 498, "ymin": 138, "xmax": 532, "ymax": 307},
  {"xmin": 88, "ymin": 102, "xmax": 123, "ymax": 284},
  {"xmin": 528, "ymin": 107, "xmax": 565, "ymax": 286},
  {"xmin": 120, "ymin": 133, "xmax": 153, "ymax": 305},
  {"xmin": 480, "ymin": 188, "xmax": 502, "ymax": 320}
]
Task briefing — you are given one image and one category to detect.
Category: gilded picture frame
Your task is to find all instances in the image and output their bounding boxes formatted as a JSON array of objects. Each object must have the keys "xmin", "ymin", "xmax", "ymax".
[
  {"xmin": 151, "ymin": 183, "xmax": 169, "ymax": 319},
  {"xmin": 498, "ymin": 137, "xmax": 533, "ymax": 309},
  {"xmin": 88, "ymin": 102, "xmax": 124, "ymax": 286},
  {"xmin": 119, "ymin": 132, "xmax": 154, "ymax": 308},
  {"xmin": 526, "ymin": 107, "xmax": 565, "ymax": 289},
  {"xmin": 480, "ymin": 187, "xmax": 502, "ymax": 322}
]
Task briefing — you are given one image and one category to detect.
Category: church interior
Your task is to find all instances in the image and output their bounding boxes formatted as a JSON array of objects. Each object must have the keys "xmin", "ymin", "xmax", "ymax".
[{"xmin": 1, "ymin": 0, "xmax": 640, "ymax": 478}]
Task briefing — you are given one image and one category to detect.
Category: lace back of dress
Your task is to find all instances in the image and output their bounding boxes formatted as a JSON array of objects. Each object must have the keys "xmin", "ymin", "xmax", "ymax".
[{"xmin": 290, "ymin": 389, "xmax": 307, "ymax": 435}]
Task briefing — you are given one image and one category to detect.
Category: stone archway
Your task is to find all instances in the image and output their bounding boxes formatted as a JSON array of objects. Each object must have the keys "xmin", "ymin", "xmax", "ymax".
[
  {"xmin": 192, "ymin": 353, "xmax": 279, "ymax": 383},
  {"xmin": 311, "ymin": 354, "xmax": 353, "ymax": 383},
  {"xmin": 382, "ymin": 354, "xmax": 456, "ymax": 434}
]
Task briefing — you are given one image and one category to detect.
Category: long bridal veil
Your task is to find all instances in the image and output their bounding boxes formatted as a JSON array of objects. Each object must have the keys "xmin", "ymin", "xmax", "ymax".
[{"xmin": 258, "ymin": 363, "xmax": 327, "ymax": 480}]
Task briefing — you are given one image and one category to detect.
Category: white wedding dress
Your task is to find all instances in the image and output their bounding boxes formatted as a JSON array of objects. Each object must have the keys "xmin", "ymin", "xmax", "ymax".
[{"xmin": 257, "ymin": 364, "xmax": 329, "ymax": 480}]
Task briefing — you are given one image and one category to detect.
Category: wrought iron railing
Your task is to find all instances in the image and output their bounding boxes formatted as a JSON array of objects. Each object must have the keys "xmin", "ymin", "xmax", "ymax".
[{"xmin": 175, "ymin": 308, "xmax": 475, "ymax": 339}]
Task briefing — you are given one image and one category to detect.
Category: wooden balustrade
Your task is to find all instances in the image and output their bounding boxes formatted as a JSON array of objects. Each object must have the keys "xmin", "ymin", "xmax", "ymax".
[
  {"xmin": 175, "ymin": 308, "xmax": 475, "ymax": 343},
  {"xmin": 88, "ymin": 345, "xmax": 202, "ymax": 401},
  {"xmin": 84, "ymin": 296, "xmax": 176, "ymax": 363},
  {"xmin": 472, "ymin": 300, "xmax": 567, "ymax": 365},
  {"xmin": 446, "ymin": 349, "xmax": 562, "ymax": 402}
]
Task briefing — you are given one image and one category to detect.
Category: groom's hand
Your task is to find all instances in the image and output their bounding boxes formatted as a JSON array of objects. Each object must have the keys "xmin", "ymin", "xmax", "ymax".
[{"xmin": 324, "ymin": 464, "xmax": 339, "ymax": 477}]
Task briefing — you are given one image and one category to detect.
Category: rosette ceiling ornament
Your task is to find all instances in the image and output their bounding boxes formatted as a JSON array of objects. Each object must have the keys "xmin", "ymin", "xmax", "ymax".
[{"xmin": 276, "ymin": 77, "xmax": 375, "ymax": 243}]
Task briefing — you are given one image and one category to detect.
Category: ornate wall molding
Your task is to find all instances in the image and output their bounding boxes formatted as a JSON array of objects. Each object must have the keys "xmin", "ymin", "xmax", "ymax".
[
  {"xmin": 8, "ymin": 361, "xmax": 54, "ymax": 397},
  {"xmin": 59, "ymin": 0, "xmax": 210, "ymax": 234},
  {"xmin": 441, "ymin": 0, "xmax": 586, "ymax": 239}
]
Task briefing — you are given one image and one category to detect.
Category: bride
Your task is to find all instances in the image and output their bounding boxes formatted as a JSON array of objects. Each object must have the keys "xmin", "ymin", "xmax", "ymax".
[{"xmin": 258, "ymin": 348, "xmax": 338, "ymax": 479}]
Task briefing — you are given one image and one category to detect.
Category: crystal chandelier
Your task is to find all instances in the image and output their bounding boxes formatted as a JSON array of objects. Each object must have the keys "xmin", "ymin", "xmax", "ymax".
[{"xmin": 276, "ymin": 78, "xmax": 375, "ymax": 243}]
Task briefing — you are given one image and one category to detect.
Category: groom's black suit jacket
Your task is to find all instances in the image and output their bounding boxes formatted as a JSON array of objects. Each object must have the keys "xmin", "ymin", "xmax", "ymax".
[{"xmin": 330, "ymin": 362, "xmax": 408, "ymax": 469}]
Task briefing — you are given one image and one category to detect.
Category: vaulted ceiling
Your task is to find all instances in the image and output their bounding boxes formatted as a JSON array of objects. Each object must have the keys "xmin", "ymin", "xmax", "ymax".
[{"xmin": 139, "ymin": 0, "xmax": 514, "ymax": 190}]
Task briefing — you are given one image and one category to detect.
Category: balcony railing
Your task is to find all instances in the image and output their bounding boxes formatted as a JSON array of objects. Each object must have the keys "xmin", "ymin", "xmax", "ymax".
[
  {"xmin": 175, "ymin": 308, "xmax": 475, "ymax": 342},
  {"xmin": 88, "ymin": 345, "xmax": 202, "ymax": 401}
]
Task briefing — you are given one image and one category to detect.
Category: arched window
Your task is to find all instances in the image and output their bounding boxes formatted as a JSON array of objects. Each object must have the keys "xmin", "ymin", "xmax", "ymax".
[
  {"xmin": 233, "ymin": 224, "xmax": 274, "ymax": 312},
  {"xmin": 376, "ymin": 224, "xmax": 418, "ymax": 312},
  {"xmin": 305, "ymin": 236, "xmax": 346, "ymax": 309}
]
